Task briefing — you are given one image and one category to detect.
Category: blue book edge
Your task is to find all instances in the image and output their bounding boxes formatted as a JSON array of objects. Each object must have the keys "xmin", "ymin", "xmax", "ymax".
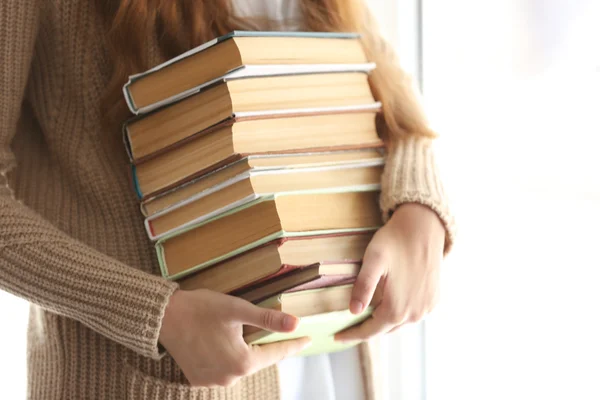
[{"xmin": 131, "ymin": 164, "xmax": 143, "ymax": 199}]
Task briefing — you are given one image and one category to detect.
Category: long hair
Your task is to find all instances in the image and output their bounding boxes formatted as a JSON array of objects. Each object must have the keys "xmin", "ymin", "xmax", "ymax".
[{"xmin": 97, "ymin": 0, "xmax": 435, "ymax": 141}]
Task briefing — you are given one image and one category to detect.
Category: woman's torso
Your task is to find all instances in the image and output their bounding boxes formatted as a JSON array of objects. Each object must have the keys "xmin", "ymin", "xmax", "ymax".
[{"xmin": 11, "ymin": 1, "xmax": 365, "ymax": 398}]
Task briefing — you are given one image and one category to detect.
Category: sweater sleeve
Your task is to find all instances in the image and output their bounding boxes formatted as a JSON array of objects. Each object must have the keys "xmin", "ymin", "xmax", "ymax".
[
  {"xmin": 0, "ymin": 0, "xmax": 178, "ymax": 360},
  {"xmin": 379, "ymin": 135, "xmax": 457, "ymax": 254}
]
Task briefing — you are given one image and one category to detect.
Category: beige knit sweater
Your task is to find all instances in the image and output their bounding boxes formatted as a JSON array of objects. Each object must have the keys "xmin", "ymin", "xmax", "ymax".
[{"xmin": 0, "ymin": 1, "xmax": 455, "ymax": 399}]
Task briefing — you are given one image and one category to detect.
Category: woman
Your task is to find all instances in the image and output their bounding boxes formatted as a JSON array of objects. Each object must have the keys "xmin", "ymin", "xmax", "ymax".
[{"xmin": 0, "ymin": 0, "xmax": 455, "ymax": 399}]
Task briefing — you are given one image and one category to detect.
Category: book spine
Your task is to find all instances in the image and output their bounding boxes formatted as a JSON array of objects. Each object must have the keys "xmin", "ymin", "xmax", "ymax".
[
  {"xmin": 155, "ymin": 241, "xmax": 170, "ymax": 278},
  {"xmin": 122, "ymin": 80, "xmax": 139, "ymax": 114},
  {"xmin": 146, "ymin": 192, "xmax": 259, "ymax": 242},
  {"xmin": 139, "ymin": 202, "xmax": 149, "ymax": 217},
  {"xmin": 130, "ymin": 165, "xmax": 143, "ymax": 199},
  {"xmin": 158, "ymin": 231, "xmax": 285, "ymax": 280},
  {"xmin": 121, "ymin": 123, "xmax": 135, "ymax": 162},
  {"xmin": 145, "ymin": 219, "xmax": 156, "ymax": 241}
]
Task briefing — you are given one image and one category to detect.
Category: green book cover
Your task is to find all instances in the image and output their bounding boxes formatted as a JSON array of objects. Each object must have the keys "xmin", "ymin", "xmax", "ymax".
[{"xmin": 246, "ymin": 308, "xmax": 373, "ymax": 357}]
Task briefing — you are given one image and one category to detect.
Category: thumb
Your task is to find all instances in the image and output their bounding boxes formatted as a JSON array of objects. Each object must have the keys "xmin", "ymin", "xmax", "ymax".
[
  {"xmin": 237, "ymin": 301, "xmax": 300, "ymax": 333},
  {"xmin": 248, "ymin": 337, "xmax": 312, "ymax": 373},
  {"xmin": 351, "ymin": 243, "xmax": 386, "ymax": 314}
]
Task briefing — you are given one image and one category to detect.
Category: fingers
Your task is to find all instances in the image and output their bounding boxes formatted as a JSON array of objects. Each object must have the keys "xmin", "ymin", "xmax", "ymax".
[
  {"xmin": 335, "ymin": 294, "xmax": 412, "ymax": 342},
  {"xmin": 247, "ymin": 337, "xmax": 312, "ymax": 374},
  {"xmin": 388, "ymin": 325, "xmax": 403, "ymax": 334},
  {"xmin": 234, "ymin": 299, "xmax": 299, "ymax": 333},
  {"xmin": 335, "ymin": 300, "xmax": 403, "ymax": 342},
  {"xmin": 351, "ymin": 244, "xmax": 387, "ymax": 314},
  {"xmin": 386, "ymin": 309, "xmax": 430, "ymax": 334},
  {"xmin": 190, "ymin": 338, "xmax": 311, "ymax": 388},
  {"xmin": 334, "ymin": 314, "xmax": 395, "ymax": 343}
]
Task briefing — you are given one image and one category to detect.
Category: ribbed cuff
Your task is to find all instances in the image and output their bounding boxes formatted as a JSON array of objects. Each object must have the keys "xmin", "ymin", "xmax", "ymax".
[{"xmin": 379, "ymin": 135, "xmax": 456, "ymax": 255}]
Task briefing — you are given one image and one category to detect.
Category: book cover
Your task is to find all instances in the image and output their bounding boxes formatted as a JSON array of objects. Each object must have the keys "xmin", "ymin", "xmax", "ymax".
[
  {"xmin": 232, "ymin": 261, "xmax": 360, "ymax": 304},
  {"xmin": 283, "ymin": 275, "xmax": 357, "ymax": 294},
  {"xmin": 177, "ymin": 231, "xmax": 371, "ymax": 294},
  {"xmin": 155, "ymin": 190, "xmax": 380, "ymax": 280},
  {"xmin": 140, "ymin": 147, "xmax": 384, "ymax": 217},
  {"xmin": 123, "ymin": 99, "xmax": 381, "ymax": 166},
  {"xmin": 245, "ymin": 308, "xmax": 373, "ymax": 356},
  {"xmin": 144, "ymin": 161, "xmax": 383, "ymax": 241},
  {"xmin": 123, "ymin": 31, "xmax": 363, "ymax": 114}
]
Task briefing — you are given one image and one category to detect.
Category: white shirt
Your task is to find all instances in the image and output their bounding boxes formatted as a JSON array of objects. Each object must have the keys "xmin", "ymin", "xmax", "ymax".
[{"xmin": 231, "ymin": 1, "xmax": 366, "ymax": 399}]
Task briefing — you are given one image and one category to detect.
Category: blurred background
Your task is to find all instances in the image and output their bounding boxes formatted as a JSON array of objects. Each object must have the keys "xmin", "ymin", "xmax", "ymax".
[
  {"xmin": 1, "ymin": 0, "xmax": 598, "ymax": 398},
  {"xmin": 374, "ymin": 0, "xmax": 600, "ymax": 399}
]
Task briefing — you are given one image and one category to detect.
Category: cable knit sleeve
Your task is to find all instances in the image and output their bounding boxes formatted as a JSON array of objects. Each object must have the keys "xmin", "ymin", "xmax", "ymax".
[
  {"xmin": 0, "ymin": 0, "xmax": 178, "ymax": 360},
  {"xmin": 379, "ymin": 136, "xmax": 456, "ymax": 254}
]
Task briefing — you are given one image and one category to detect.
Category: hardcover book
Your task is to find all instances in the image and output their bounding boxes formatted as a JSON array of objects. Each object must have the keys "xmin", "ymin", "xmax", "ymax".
[
  {"xmin": 140, "ymin": 148, "xmax": 384, "ymax": 217},
  {"xmin": 124, "ymin": 72, "xmax": 377, "ymax": 162},
  {"xmin": 247, "ymin": 308, "xmax": 373, "ymax": 356},
  {"xmin": 130, "ymin": 108, "xmax": 383, "ymax": 198},
  {"xmin": 233, "ymin": 262, "xmax": 360, "ymax": 304},
  {"xmin": 178, "ymin": 232, "xmax": 373, "ymax": 293},
  {"xmin": 144, "ymin": 161, "xmax": 383, "ymax": 241},
  {"xmin": 156, "ymin": 189, "xmax": 382, "ymax": 280},
  {"xmin": 123, "ymin": 31, "xmax": 368, "ymax": 114},
  {"xmin": 244, "ymin": 284, "xmax": 382, "ymax": 355}
]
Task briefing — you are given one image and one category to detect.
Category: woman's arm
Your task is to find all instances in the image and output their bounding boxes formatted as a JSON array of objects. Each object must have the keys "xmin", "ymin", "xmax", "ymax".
[
  {"xmin": 0, "ymin": 0, "xmax": 178, "ymax": 360},
  {"xmin": 1, "ymin": 3, "xmax": 310, "ymax": 377}
]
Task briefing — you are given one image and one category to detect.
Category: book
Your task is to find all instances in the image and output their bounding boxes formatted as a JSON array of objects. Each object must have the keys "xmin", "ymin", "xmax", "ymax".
[
  {"xmin": 178, "ymin": 232, "xmax": 373, "ymax": 293},
  {"xmin": 131, "ymin": 109, "xmax": 383, "ymax": 198},
  {"xmin": 233, "ymin": 262, "xmax": 360, "ymax": 304},
  {"xmin": 144, "ymin": 161, "xmax": 384, "ymax": 240},
  {"xmin": 123, "ymin": 70, "xmax": 377, "ymax": 161},
  {"xmin": 243, "ymin": 284, "xmax": 382, "ymax": 348},
  {"xmin": 156, "ymin": 189, "xmax": 382, "ymax": 280},
  {"xmin": 246, "ymin": 308, "xmax": 374, "ymax": 356},
  {"xmin": 122, "ymin": 31, "xmax": 368, "ymax": 114},
  {"xmin": 141, "ymin": 148, "xmax": 384, "ymax": 217}
]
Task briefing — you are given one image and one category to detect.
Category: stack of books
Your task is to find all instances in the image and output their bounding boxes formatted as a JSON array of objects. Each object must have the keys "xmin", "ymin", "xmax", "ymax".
[{"xmin": 122, "ymin": 31, "xmax": 384, "ymax": 355}]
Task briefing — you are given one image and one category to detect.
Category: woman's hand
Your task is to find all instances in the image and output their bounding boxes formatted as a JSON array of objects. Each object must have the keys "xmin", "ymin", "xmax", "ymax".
[
  {"xmin": 159, "ymin": 289, "xmax": 311, "ymax": 388},
  {"xmin": 335, "ymin": 203, "xmax": 445, "ymax": 342}
]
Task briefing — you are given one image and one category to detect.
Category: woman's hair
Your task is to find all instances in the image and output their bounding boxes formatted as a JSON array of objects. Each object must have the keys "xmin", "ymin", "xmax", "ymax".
[{"xmin": 97, "ymin": 0, "xmax": 435, "ymax": 140}]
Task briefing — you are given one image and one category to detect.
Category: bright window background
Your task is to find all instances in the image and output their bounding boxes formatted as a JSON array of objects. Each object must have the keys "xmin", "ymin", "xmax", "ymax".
[
  {"xmin": 421, "ymin": 1, "xmax": 600, "ymax": 400},
  {"xmin": 0, "ymin": 290, "xmax": 27, "ymax": 394}
]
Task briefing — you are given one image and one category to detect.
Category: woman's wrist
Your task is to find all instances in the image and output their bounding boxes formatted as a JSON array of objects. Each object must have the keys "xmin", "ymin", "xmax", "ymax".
[
  {"xmin": 389, "ymin": 203, "xmax": 446, "ymax": 261},
  {"xmin": 159, "ymin": 288, "xmax": 184, "ymax": 348}
]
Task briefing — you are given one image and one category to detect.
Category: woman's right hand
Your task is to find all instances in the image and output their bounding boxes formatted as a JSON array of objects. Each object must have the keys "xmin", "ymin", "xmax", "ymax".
[{"xmin": 158, "ymin": 289, "xmax": 311, "ymax": 388}]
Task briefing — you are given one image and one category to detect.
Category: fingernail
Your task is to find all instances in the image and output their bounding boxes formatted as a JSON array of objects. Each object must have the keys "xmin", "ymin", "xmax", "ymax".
[
  {"xmin": 350, "ymin": 299, "xmax": 364, "ymax": 314},
  {"xmin": 283, "ymin": 315, "xmax": 298, "ymax": 331}
]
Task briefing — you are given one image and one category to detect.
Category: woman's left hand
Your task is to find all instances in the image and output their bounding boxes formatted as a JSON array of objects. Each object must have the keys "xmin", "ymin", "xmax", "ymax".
[{"xmin": 335, "ymin": 203, "xmax": 445, "ymax": 342}]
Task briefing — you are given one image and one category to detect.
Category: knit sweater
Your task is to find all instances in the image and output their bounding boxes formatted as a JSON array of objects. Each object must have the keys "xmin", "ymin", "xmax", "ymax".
[{"xmin": 0, "ymin": 0, "xmax": 455, "ymax": 399}]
